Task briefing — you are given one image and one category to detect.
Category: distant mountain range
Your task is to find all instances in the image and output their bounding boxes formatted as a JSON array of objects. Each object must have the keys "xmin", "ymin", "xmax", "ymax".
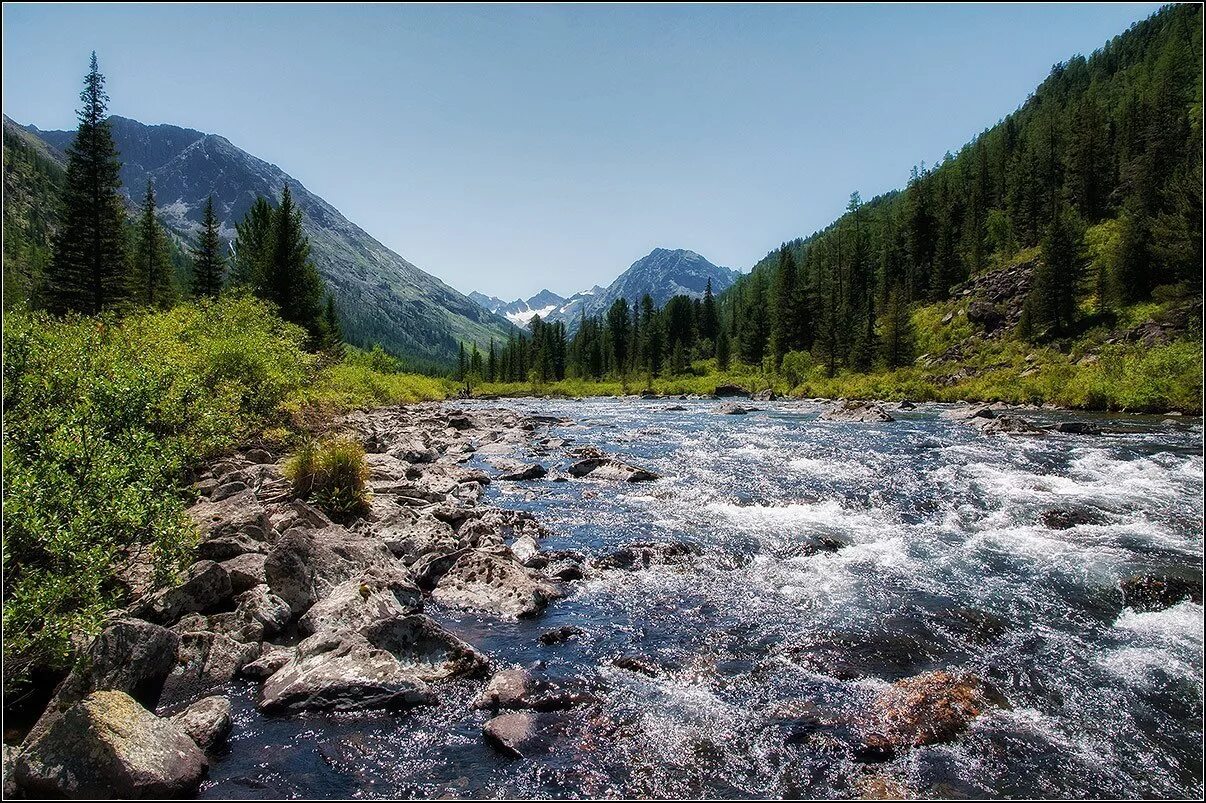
[
  {"xmin": 11, "ymin": 114, "xmax": 511, "ymax": 366},
  {"xmin": 472, "ymin": 248, "xmax": 740, "ymax": 329}
]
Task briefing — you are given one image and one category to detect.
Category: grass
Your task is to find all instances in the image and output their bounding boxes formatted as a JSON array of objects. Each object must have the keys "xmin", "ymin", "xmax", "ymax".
[{"xmin": 282, "ymin": 436, "xmax": 371, "ymax": 518}]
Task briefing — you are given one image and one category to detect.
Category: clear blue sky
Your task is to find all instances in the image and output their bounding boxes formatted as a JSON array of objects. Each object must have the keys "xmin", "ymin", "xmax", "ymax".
[{"xmin": 2, "ymin": 3, "xmax": 1163, "ymax": 299}]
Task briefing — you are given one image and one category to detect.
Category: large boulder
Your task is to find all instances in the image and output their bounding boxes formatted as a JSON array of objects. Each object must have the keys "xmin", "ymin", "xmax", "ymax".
[
  {"xmin": 259, "ymin": 615, "xmax": 484, "ymax": 713},
  {"xmin": 15, "ymin": 690, "xmax": 207, "ymax": 798},
  {"xmin": 1120, "ymin": 573, "xmax": 1203, "ymax": 612},
  {"xmin": 819, "ymin": 400, "xmax": 895, "ymax": 423},
  {"xmin": 297, "ymin": 567, "xmax": 422, "ymax": 636},
  {"xmin": 264, "ymin": 526, "xmax": 406, "ymax": 615},
  {"xmin": 219, "ymin": 552, "xmax": 268, "ymax": 594},
  {"xmin": 567, "ymin": 457, "xmax": 659, "ymax": 482},
  {"xmin": 593, "ymin": 541, "xmax": 698, "ymax": 571},
  {"xmin": 188, "ymin": 490, "xmax": 270, "ymax": 545},
  {"xmin": 170, "ymin": 695, "xmax": 232, "ymax": 751},
  {"xmin": 473, "ymin": 668, "xmax": 596, "ymax": 712},
  {"xmin": 130, "ymin": 560, "xmax": 233, "ymax": 625},
  {"xmin": 433, "ymin": 550, "xmax": 562, "ymax": 618},
  {"xmin": 855, "ymin": 671, "xmax": 1008, "ymax": 756},
  {"xmin": 366, "ymin": 506, "xmax": 460, "ymax": 566},
  {"xmin": 714, "ymin": 384, "xmax": 751, "ymax": 398},
  {"xmin": 23, "ymin": 618, "xmax": 180, "ymax": 747},
  {"xmin": 158, "ymin": 632, "xmax": 261, "ymax": 708},
  {"xmin": 482, "ymin": 711, "xmax": 574, "ymax": 758}
]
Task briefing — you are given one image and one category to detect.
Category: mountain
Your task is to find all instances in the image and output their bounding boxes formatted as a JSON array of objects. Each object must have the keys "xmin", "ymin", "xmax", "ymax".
[
  {"xmin": 2, "ymin": 117, "xmax": 66, "ymax": 309},
  {"xmin": 471, "ymin": 248, "xmax": 739, "ymax": 329},
  {"xmin": 469, "ymin": 286, "xmax": 605, "ymax": 327},
  {"xmin": 18, "ymin": 115, "xmax": 512, "ymax": 366}
]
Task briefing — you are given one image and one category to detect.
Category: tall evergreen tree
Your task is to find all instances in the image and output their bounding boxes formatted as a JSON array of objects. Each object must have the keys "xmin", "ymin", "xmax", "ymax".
[
  {"xmin": 263, "ymin": 184, "xmax": 325, "ymax": 339},
  {"xmin": 46, "ymin": 52, "xmax": 130, "ymax": 314},
  {"xmin": 131, "ymin": 180, "xmax": 176, "ymax": 308},
  {"xmin": 699, "ymin": 278, "xmax": 719, "ymax": 352},
  {"xmin": 1025, "ymin": 201, "xmax": 1086, "ymax": 338},
  {"xmin": 190, "ymin": 195, "xmax": 225, "ymax": 297},
  {"xmin": 769, "ymin": 245, "xmax": 799, "ymax": 366},
  {"xmin": 230, "ymin": 195, "xmax": 275, "ymax": 289}
]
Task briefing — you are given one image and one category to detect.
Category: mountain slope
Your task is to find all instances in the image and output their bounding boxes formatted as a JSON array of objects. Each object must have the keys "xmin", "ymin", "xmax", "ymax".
[
  {"xmin": 2, "ymin": 117, "xmax": 66, "ymax": 309},
  {"xmin": 22, "ymin": 115, "xmax": 512, "ymax": 366}
]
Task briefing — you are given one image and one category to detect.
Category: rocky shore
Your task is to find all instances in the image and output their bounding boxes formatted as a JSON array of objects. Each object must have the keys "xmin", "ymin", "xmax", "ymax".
[{"xmin": 5, "ymin": 399, "xmax": 1197, "ymax": 799}]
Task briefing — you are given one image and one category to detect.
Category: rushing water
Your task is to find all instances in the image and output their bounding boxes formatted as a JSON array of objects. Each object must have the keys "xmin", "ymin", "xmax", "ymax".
[{"xmin": 200, "ymin": 399, "xmax": 1203, "ymax": 799}]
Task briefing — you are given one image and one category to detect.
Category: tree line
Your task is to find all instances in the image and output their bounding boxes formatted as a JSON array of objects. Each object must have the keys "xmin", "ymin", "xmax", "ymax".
[
  {"xmin": 723, "ymin": 3, "xmax": 1200, "ymax": 374},
  {"xmin": 34, "ymin": 52, "xmax": 342, "ymax": 350}
]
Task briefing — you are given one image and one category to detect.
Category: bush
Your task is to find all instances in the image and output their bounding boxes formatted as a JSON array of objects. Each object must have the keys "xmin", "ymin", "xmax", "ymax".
[
  {"xmin": 283, "ymin": 436, "xmax": 370, "ymax": 518},
  {"xmin": 1, "ymin": 296, "xmax": 314, "ymax": 689}
]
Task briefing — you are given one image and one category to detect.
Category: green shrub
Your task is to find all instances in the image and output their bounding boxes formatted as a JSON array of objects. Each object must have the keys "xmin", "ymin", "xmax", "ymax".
[{"xmin": 283, "ymin": 436, "xmax": 371, "ymax": 518}]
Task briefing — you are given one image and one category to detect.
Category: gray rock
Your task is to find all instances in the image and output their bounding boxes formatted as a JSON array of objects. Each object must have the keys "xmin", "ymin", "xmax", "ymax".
[
  {"xmin": 482, "ymin": 711, "xmax": 572, "ymax": 758},
  {"xmin": 188, "ymin": 489, "xmax": 270, "ymax": 543},
  {"xmin": 974, "ymin": 415, "xmax": 1042, "ymax": 435},
  {"xmin": 539, "ymin": 625, "xmax": 585, "ymax": 645},
  {"xmin": 593, "ymin": 541, "xmax": 698, "ymax": 571},
  {"xmin": 170, "ymin": 695, "xmax": 232, "ymax": 751},
  {"xmin": 298, "ymin": 567, "xmax": 422, "ymax": 636},
  {"xmin": 130, "ymin": 560, "xmax": 232, "ymax": 625},
  {"xmin": 15, "ymin": 690, "xmax": 207, "ymax": 798},
  {"xmin": 819, "ymin": 400, "xmax": 895, "ymax": 423},
  {"xmin": 159, "ymin": 631, "xmax": 260, "ymax": 707},
  {"xmin": 718, "ymin": 403, "xmax": 753, "ymax": 415},
  {"xmin": 567, "ymin": 457, "xmax": 659, "ymax": 482},
  {"xmin": 3, "ymin": 744, "xmax": 18, "ymax": 798},
  {"xmin": 264, "ymin": 525, "xmax": 407, "ymax": 615},
  {"xmin": 474, "ymin": 668, "xmax": 596, "ymax": 712},
  {"xmin": 235, "ymin": 584, "xmax": 292, "ymax": 638},
  {"xmin": 433, "ymin": 550, "xmax": 562, "ymax": 618},
  {"xmin": 239, "ymin": 645, "xmax": 292, "ymax": 680},
  {"xmin": 220, "ymin": 552, "xmax": 268, "ymax": 594},
  {"xmin": 23, "ymin": 618, "xmax": 179, "ymax": 748},
  {"xmin": 498, "ymin": 463, "xmax": 548, "ymax": 481}
]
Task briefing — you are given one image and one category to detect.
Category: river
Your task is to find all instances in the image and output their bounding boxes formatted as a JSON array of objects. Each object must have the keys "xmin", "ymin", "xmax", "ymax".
[{"xmin": 200, "ymin": 398, "xmax": 1203, "ymax": 799}]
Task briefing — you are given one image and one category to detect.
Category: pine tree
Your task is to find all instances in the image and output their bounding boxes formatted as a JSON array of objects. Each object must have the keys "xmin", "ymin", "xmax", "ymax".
[
  {"xmin": 230, "ymin": 195, "xmax": 274, "ymax": 289},
  {"xmin": 46, "ymin": 52, "xmax": 130, "ymax": 314},
  {"xmin": 318, "ymin": 294, "xmax": 344, "ymax": 355},
  {"xmin": 131, "ymin": 180, "xmax": 176, "ymax": 308},
  {"xmin": 769, "ymin": 245, "xmax": 799, "ymax": 366},
  {"xmin": 880, "ymin": 282, "xmax": 915, "ymax": 368},
  {"xmin": 1025, "ymin": 201, "xmax": 1086, "ymax": 338},
  {"xmin": 716, "ymin": 323, "xmax": 732, "ymax": 371},
  {"xmin": 456, "ymin": 342, "xmax": 467, "ymax": 380},
  {"xmin": 699, "ymin": 278, "xmax": 719, "ymax": 351},
  {"xmin": 606, "ymin": 298, "xmax": 631, "ymax": 376},
  {"xmin": 191, "ymin": 196, "xmax": 225, "ymax": 296}
]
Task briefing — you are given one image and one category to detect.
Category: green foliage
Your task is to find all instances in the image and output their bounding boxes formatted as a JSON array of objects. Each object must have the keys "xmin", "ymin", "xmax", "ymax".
[
  {"xmin": 2, "ymin": 121, "xmax": 64, "ymax": 310},
  {"xmin": 131, "ymin": 180, "xmax": 177, "ymax": 308},
  {"xmin": 1, "ymin": 296, "xmax": 313, "ymax": 690},
  {"xmin": 283, "ymin": 436, "xmax": 370, "ymax": 518},
  {"xmin": 190, "ymin": 195, "xmax": 226, "ymax": 297}
]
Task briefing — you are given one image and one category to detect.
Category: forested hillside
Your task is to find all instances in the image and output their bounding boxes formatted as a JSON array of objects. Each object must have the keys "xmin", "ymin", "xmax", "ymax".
[
  {"xmin": 724, "ymin": 3, "xmax": 1201, "ymax": 372},
  {"xmin": 2, "ymin": 119, "xmax": 66, "ymax": 309}
]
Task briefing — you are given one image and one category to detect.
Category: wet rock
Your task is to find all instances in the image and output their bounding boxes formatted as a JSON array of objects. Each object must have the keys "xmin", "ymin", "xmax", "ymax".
[
  {"xmin": 718, "ymin": 403, "xmax": 754, "ymax": 415},
  {"xmin": 433, "ymin": 550, "xmax": 562, "ymax": 618},
  {"xmin": 944, "ymin": 403, "xmax": 997, "ymax": 420},
  {"xmin": 15, "ymin": 690, "xmax": 207, "ymax": 799},
  {"xmin": 245, "ymin": 447, "xmax": 274, "ymax": 464},
  {"xmin": 611, "ymin": 655, "xmax": 662, "ymax": 677},
  {"xmin": 1120, "ymin": 573, "xmax": 1203, "ymax": 612},
  {"xmin": 539, "ymin": 625, "xmax": 585, "ymax": 645},
  {"xmin": 714, "ymin": 384, "xmax": 752, "ymax": 398},
  {"xmin": 1040, "ymin": 507, "xmax": 1102, "ymax": 530},
  {"xmin": 130, "ymin": 559, "xmax": 233, "ymax": 625},
  {"xmin": 593, "ymin": 541, "xmax": 698, "ymax": 571},
  {"xmin": 220, "ymin": 552, "xmax": 268, "ymax": 594},
  {"xmin": 1049, "ymin": 421, "xmax": 1103, "ymax": 435},
  {"xmin": 23, "ymin": 618, "xmax": 179, "ymax": 748},
  {"xmin": 264, "ymin": 526, "xmax": 406, "ymax": 615},
  {"xmin": 820, "ymin": 401, "xmax": 895, "ymax": 423},
  {"xmin": 171, "ymin": 695, "xmax": 232, "ymax": 751},
  {"xmin": 259, "ymin": 615, "xmax": 484, "ymax": 713},
  {"xmin": 567, "ymin": 457, "xmax": 659, "ymax": 482},
  {"xmin": 369, "ymin": 506, "xmax": 459, "ymax": 565},
  {"xmin": 799, "ymin": 535, "xmax": 848, "ymax": 556},
  {"xmin": 474, "ymin": 668, "xmax": 597, "ymax": 712},
  {"xmin": 498, "ymin": 463, "xmax": 548, "ymax": 481},
  {"xmin": 974, "ymin": 415, "xmax": 1042, "ymax": 435},
  {"xmin": 234, "ymin": 584, "xmax": 292, "ymax": 638},
  {"xmin": 483, "ymin": 711, "xmax": 573, "ymax": 758},
  {"xmin": 752, "ymin": 389, "xmax": 779, "ymax": 402},
  {"xmin": 897, "ymin": 400, "xmax": 917, "ymax": 410},
  {"xmin": 297, "ymin": 567, "xmax": 422, "ymax": 636},
  {"xmin": 856, "ymin": 671, "xmax": 1008, "ymax": 755},
  {"xmin": 665, "ymin": 404, "xmax": 687, "ymax": 411},
  {"xmin": 159, "ymin": 632, "xmax": 261, "ymax": 707}
]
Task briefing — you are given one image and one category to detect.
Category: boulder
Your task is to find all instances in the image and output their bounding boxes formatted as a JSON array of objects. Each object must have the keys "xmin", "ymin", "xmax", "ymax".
[
  {"xmin": 259, "ymin": 615, "xmax": 484, "ymax": 713},
  {"xmin": 234, "ymin": 584, "xmax": 292, "ymax": 637},
  {"xmin": 751, "ymin": 389, "xmax": 778, "ymax": 402},
  {"xmin": 23, "ymin": 618, "xmax": 179, "ymax": 748},
  {"xmin": 897, "ymin": 400, "xmax": 917, "ymax": 410},
  {"xmin": 1049, "ymin": 421, "xmax": 1103, "ymax": 435},
  {"xmin": 297, "ymin": 567, "xmax": 422, "ymax": 636},
  {"xmin": 539, "ymin": 625, "xmax": 585, "ymax": 645},
  {"xmin": 473, "ymin": 668, "xmax": 596, "ymax": 712},
  {"xmin": 611, "ymin": 655, "xmax": 662, "ymax": 677},
  {"xmin": 170, "ymin": 695, "xmax": 232, "ymax": 751},
  {"xmin": 158, "ymin": 632, "xmax": 261, "ymax": 708},
  {"xmin": 974, "ymin": 415, "xmax": 1042, "ymax": 435},
  {"xmin": 264, "ymin": 526, "xmax": 406, "ymax": 615},
  {"xmin": 718, "ymin": 403, "xmax": 753, "ymax": 415},
  {"xmin": 498, "ymin": 463, "xmax": 548, "ymax": 481},
  {"xmin": 714, "ymin": 384, "xmax": 752, "ymax": 398},
  {"xmin": 130, "ymin": 560, "xmax": 232, "ymax": 625},
  {"xmin": 369, "ymin": 506, "xmax": 460, "ymax": 565},
  {"xmin": 593, "ymin": 541, "xmax": 698, "ymax": 571},
  {"xmin": 187, "ymin": 490, "xmax": 270, "ymax": 544},
  {"xmin": 1040, "ymin": 507, "xmax": 1102, "ymax": 530},
  {"xmin": 567, "ymin": 457, "xmax": 659, "ymax": 482},
  {"xmin": 220, "ymin": 552, "xmax": 268, "ymax": 594},
  {"xmin": 433, "ymin": 550, "xmax": 562, "ymax": 618},
  {"xmin": 239, "ymin": 645, "xmax": 292, "ymax": 680},
  {"xmin": 1120, "ymin": 573, "xmax": 1203, "ymax": 612},
  {"xmin": 482, "ymin": 711, "xmax": 573, "ymax": 759},
  {"xmin": 820, "ymin": 400, "xmax": 895, "ymax": 423},
  {"xmin": 856, "ymin": 671, "xmax": 1008, "ymax": 756},
  {"xmin": 15, "ymin": 690, "xmax": 207, "ymax": 799}
]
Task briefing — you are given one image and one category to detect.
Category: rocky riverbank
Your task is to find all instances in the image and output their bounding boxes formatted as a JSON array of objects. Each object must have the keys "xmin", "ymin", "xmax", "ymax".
[{"xmin": 5, "ymin": 400, "xmax": 1198, "ymax": 799}]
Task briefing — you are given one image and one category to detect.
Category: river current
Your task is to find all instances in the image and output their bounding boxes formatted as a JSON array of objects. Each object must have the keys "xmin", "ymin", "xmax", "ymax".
[{"xmin": 200, "ymin": 398, "xmax": 1203, "ymax": 799}]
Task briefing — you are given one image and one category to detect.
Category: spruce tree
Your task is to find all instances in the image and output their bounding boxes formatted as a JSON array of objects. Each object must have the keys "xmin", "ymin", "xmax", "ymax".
[
  {"xmin": 131, "ymin": 180, "xmax": 176, "ymax": 308},
  {"xmin": 264, "ymin": 184, "xmax": 325, "ymax": 339},
  {"xmin": 318, "ymin": 294, "xmax": 344, "ymax": 354},
  {"xmin": 47, "ymin": 52, "xmax": 130, "ymax": 314},
  {"xmin": 1025, "ymin": 202, "xmax": 1086, "ymax": 338},
  {"xmin": 191, "ymin": 196, "xmax": 225, "ymax": 296},
  {"xmin": 769, "ymin": 246, "xmax": 799, "ymax": 367},
  {"xmin": 230, "ymin": 195, "xmax": 274, "ymax": 290},
  {"xmin": 699, "ymin": 278, "xmax": 719, "ymax": 351}
]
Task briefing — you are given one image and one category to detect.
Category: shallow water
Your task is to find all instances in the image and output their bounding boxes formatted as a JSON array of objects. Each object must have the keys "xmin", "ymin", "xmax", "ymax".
[{"xmin": 200, "ymin": 399, "xmax": 1203, "ymax": 799}]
